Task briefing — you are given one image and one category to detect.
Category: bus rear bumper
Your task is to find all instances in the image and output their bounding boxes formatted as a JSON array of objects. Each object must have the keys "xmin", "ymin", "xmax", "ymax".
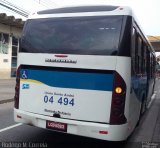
[{"xmin": 14, "ymin": 108, "xmax": 129, "ymax": 141}]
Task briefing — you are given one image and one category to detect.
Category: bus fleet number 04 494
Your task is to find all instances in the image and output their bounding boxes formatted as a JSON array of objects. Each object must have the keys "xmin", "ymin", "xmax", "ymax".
[{"xmin": 43, "ymin": 95, "xmax": 75, "ymax": 106}]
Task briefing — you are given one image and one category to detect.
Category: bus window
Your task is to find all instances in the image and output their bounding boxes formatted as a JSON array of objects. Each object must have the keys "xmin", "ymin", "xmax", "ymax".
[
  {"xmin": 135, "ymin": 34, "xmax": 142, "ymax": 74},
  {"xmin": 135, "ymin": 31, "xmax": 139, "ymax": 73},
  {"xmin": 20, "ymin": 16, "xmax": 123, "ymax": 55},
  {"xmin": 143, "ymin": 45, "xmax": 147, "ymax": 74},
  {"xmin": 138, "ymin": 36, "xmax": 142, "ymax": 74},
  {"xmin": 131, "ymin": 27, "xmax": 136, "ymax": 74}
]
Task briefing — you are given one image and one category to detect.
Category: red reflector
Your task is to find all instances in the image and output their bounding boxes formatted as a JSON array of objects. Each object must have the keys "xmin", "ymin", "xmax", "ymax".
[
  {"xmin": 55, "ymin": 54, "xmax": 68, "ymax": 58},
  {"xmin": 17, "ymin": 115, "xmax": 22, "ymax": 119},
  {"xmin": 99, "ymin": 131, "xmax": 108, "ymax": 134}
]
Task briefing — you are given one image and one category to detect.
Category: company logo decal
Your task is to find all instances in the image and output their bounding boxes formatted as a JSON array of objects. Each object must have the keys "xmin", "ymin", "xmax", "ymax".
[
  {"xmin": 22, "ymin": 84, "xmax": 30, "ymax": 89},
  {"xmin": 45, "ymin": 58, "xmax": 77, "ymax": 64}
]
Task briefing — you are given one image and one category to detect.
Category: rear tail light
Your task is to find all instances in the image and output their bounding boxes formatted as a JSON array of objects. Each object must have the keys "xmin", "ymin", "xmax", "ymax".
[
  {"xmin": 55, "ymin": 54, "xmax": 68, "ymax": 58},
  {"xmin": 99, "ymin": 131, "xmax": 108, "ymax": 134},
  {"xmin": 14, "ymin": 66, "xmax": 20, "ymax": 109},
  {"xmin": 110, "ymin": 72, "xmax": 127, "ymax": 125}
]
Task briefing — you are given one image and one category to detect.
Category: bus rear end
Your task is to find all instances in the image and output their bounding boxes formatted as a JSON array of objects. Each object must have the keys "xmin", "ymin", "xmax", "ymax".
[{"xmin": 14, "ymin": 6, "xmax": 132, "ymax": 141}]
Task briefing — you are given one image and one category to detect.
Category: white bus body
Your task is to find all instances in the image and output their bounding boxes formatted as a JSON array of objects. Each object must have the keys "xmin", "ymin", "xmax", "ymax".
[{"xmin": 14, "ymin": 5, "xmax": 155, "ymax": 141}]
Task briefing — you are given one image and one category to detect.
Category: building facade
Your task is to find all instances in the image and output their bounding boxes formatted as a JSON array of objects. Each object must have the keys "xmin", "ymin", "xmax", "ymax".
[{"xmin": 0, "ymin": 13, "xmax": 24, "ymax": 79}]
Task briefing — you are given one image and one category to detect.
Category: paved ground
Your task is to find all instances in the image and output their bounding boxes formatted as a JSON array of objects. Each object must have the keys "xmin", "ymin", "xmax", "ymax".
[
  {"xmin": 152, "ymin": 81, "xmax": 160, "ymax": 142},
  {"xmin": 0, "ymin": 79, "xmax": 15, "ymax": 103},
  {"xmin": 0, "ymin": 102, "xmax": 15, "ymax": 129},
  {"xmin": 128, "ymin": 79, "xmax": 160, "ymax": 142}
]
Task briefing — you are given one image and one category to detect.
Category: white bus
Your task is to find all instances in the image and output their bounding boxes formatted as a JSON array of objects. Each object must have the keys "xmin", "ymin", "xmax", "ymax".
[{"xmin": 14, "ymin": 5, "xmax": 156, "ymax": 141}]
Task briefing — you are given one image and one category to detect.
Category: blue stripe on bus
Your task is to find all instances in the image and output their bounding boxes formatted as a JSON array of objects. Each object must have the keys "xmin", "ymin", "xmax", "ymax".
[{"xmin": 20, "ymin": 69, "xmax": 114, "ymax": 91}]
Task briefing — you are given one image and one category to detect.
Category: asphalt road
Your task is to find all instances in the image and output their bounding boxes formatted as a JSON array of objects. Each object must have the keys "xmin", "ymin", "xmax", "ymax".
[
  {"xmin": 0, "ymin": 79, "xmax": 160, "ymax": 148},
  {"xmin": 0, "ymin": 79, "xmax": 15, "ymax": 103}
]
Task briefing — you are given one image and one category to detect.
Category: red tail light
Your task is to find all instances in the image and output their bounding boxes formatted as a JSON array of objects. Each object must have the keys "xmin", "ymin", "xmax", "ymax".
[
  {"xmin": 99, "ymin": 131, "xmax": 108, "ymax": 134},
  {"xmin": 14, "ymin": 66, "xmax": 20, "ymax": 109},
  {"xmin": 55, "ymin": 54, "xmax": 68, "ymax": 58},
  {"xmin": 110, "ymin": 72, "xmax": 127, "ymax": 125}
]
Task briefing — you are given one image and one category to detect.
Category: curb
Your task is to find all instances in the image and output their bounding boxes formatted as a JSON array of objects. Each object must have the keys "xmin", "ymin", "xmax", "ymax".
[{"xmin": 0, "ymin": 98, "xmax": 14, "ymax": 104}]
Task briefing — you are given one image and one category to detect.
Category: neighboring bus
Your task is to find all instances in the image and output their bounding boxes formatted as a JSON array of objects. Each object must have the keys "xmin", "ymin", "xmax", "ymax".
[{"xmin": 14, "ymin": 5, "xmax": 156, "ymax": 141}]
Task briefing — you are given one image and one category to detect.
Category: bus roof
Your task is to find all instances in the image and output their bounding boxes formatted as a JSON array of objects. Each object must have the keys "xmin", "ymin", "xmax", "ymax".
[{"xmin": 28, "ymin": 5, "xmax": 133, "ymax": 19}]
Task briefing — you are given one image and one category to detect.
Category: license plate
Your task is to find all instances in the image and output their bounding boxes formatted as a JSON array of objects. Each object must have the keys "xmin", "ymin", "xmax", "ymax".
[{"xmin": 46, "ymin": 120, "xmax": 67, "ymax": 132}]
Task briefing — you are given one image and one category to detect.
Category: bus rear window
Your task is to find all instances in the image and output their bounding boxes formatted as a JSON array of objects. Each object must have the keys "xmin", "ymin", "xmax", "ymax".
[{"xmin": 20, "ymin": 16, "xmax": 123, "ymax": 55}]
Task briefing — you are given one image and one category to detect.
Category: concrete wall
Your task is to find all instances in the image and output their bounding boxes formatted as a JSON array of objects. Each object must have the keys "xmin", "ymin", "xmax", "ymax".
[
  {"xmin": 0, "ymin": 23, "xmax": 22, "ymax": 79},
  {"xmin": 0, "ymin": 52, "xmax": 11, "ymax": 79}
]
